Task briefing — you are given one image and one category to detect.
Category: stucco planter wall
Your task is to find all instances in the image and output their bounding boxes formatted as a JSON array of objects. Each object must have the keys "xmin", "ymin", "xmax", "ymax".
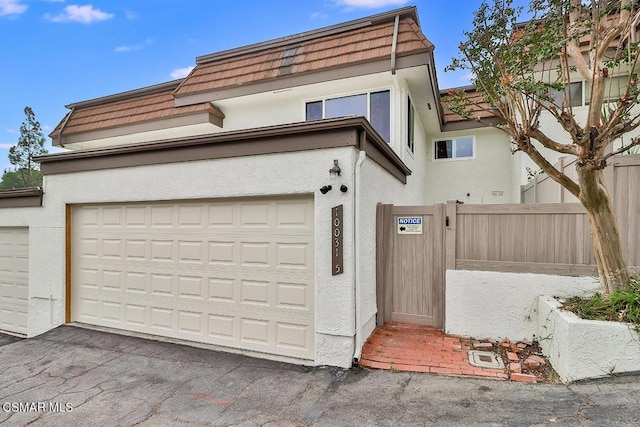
[
  {"xmin": 445, "ymin": 270, "xmax": 600, "ymax": 341},
  {"xmin": 537, "ymin": 295, "xmax": 640, "ymax": 382}
]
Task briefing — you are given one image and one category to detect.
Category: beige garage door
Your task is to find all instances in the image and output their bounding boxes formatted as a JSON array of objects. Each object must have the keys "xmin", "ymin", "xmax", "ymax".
[
  {"xmin": 0, "ymin": 228, "xmax": 29, "ymax": 336},
  {"xmin": 72, "ymin": 197, "xmax": 314, "ymax": 360}
]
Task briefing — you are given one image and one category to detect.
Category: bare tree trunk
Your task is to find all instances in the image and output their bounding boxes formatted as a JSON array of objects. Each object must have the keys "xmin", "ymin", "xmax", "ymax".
[{"xmin": 577, "ymin": 165, "xmax": 630, "ymax": 293}]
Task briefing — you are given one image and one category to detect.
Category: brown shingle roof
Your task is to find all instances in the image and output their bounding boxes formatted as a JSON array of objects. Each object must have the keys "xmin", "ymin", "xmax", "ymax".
[
  {"xmin": 173, "ymin": 14, "xmax": 432, "ymax": 98},
  {"xmin": 50, "ymin": 7, "xmax": 433, "ymax": 143},
  {"xmin": 441, "ymin": 88, "xmax": 497, "ymax": 124},
  {"xmin": 50, "ymin": 81, "xmax": 222, "ymax": 139},
  {"xmin": 439, "ymin": 87, "xmax": 505, "ymax": 131}
]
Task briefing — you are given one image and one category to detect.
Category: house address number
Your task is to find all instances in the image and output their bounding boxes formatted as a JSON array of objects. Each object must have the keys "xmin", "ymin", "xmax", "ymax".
[{"xmin": 332, "ymin": 204, "xmax": 344, "ymax": 275}]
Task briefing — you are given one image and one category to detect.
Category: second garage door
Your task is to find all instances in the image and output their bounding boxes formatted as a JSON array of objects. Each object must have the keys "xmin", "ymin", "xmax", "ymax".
[
  {"xmin": 72, "ymin": 196, "xmax": 314, "ymax": 360},
  {"xmin": 0, "ymin": 227, "xmax": 29, "ymax": 336}
]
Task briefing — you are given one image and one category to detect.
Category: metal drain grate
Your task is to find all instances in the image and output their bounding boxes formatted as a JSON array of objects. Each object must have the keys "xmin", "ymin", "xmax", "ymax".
[{"xmin": 468, "ymin": 350, "xmax": 505, "ymax": 369}]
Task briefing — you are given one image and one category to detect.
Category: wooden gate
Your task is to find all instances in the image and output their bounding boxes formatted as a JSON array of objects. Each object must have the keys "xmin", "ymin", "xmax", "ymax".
[{"xmin": 376, "ymin": 204, "xmax": 446, "ymax": 328}]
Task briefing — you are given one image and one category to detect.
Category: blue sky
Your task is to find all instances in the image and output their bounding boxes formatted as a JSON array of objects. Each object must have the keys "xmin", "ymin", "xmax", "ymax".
[{"xmin": 0, "ymin": 0, "xmax": 516, "ymax": 171}]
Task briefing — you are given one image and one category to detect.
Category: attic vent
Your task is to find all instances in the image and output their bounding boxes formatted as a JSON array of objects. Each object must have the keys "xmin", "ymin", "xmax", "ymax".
[
  {"xmin": 492, "ymin": 191, "xmax": 504, "ymax": 197},
  {"xmin": 278, "ymin": 46, "xmax": 300, "ymax": 76}
]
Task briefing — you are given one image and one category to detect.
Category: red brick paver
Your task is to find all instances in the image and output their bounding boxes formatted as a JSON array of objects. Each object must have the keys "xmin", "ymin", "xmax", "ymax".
[{"xmin": 359, "ymin": 322, "xmax": 508, "ymax": 380}]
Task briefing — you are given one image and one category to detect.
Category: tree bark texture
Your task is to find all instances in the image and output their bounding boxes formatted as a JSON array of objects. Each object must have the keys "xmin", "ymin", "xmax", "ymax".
[{"xmin": 577, "ymin": 164, "xmax": 630, "ymax": 293}]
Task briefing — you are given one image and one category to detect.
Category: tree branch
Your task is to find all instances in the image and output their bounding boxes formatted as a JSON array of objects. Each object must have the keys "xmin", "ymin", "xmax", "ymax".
[
  {"xmin": 603, "ymin": 137, "xmax": 640, "ymax": 160},
  {"xmin": 528, "ymin": 127, "xmax": 579, "ymax": 155},
  {"xmin": 518, "ymin": 135, "xmax": 581, "ymax": 198},
  {"xmin": 566, "ymin": 0, "xmax": 593, "ymax": 83}
]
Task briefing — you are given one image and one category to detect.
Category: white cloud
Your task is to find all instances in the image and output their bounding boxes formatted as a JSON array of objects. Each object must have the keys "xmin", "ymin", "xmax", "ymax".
[
  {"xmin": 114, "ymin": 38, "xmax": 153, "ymax": 52},
  {"xmin": 310, "ymin": 12, "xmax": 328, "ymax": 20},
  {"xmin": 0, "ymin": 0, "xmax": 27, "ymax": 17},
  {"xmin": 333, "ymin": 0, "xmax": 408, "ymax": 9},
  {"xmin": 170, "ymin": 66, "xmax": 194, "ymax": 79},
  {"xmin": 0, "ymin": 143, "xmax": 14, "ymax": 150},
  {"xmin": 46, "ymin": 4, "xmax": 114, "ymax": 23}
]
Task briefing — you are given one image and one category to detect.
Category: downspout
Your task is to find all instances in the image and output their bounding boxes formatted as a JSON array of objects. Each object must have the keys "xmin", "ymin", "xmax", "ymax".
[
  {"xmin": 391, "ymin": 14, "xmax": 400, "ymax": 75},
  {"xmin": 352, "ymin": 141, "xmax": 367, "ymax": 362}
]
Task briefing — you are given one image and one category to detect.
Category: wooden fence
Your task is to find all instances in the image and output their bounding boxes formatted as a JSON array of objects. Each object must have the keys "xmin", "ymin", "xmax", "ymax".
[
  {"xmin": 521, "ymin": 154, "xmax": 640, "ymax": 205},
  {"xmin": 445, "ymin": 203, "xmax": 593, "ymax": 276},
  {"xmin": 443, "ymin": 201, "xmax": 639, "ymax": 276},
  {"xmin": 520, "ymin": 154, "xmax": 639, "ymax": 272}
]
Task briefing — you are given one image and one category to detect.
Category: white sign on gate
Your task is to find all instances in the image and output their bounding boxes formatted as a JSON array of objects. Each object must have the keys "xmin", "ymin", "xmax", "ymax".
[{"xmin": 397, "ymin": 216, "xmax": 423, "ymax": 234}]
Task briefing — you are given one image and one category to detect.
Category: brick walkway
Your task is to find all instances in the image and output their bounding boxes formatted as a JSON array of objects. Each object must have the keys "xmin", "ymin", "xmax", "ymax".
[{"xmin": 359, "ymin": 322, "xmax": 508, "ymax": 380}]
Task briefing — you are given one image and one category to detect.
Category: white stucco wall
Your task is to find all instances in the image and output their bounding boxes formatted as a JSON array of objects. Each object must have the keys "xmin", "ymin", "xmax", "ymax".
[
  {"xmin": 425, "ymin": 127, "xmax": 517, "ymax": 204},
  {"xmin": 351, "ymin": 77, "xmax": 430, "ymax": 355},
  {"xmin": 538, "ymin": 296, "xmax": 640, "ymax": 382},
  {"xmin": 0, "ymin": 204, "xmax": 65, "ymax": 337},
  {"xmin": 355, "ymin": 157, "xmax": 416, "ymax": 352},
  {"xmin": 445, "ymin": 270, "xmax": 600, "ymax": 341},
  {"xmin": 69, "ymin": 70, "xmax": 430, "ymax": 164}
]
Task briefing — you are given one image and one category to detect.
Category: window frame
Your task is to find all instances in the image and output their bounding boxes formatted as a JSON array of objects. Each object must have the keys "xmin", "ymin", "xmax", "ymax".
[
  {"xmin": 550, "ymin": 81, "xmax": 584, "ymax": 108},
  {"xmin": 549, "ymin": 76, "xmax": 632, "ymax": 108},
  {"xmin": 432, "ymin": 136, "xmax": 476, "ymax": 162},
  {"xmin": 304, "ymin": 87, "xmax": 393, "ymax": 143},
  {"xmin": 407, "ymin": 96, "xmax": 415, "ymax": 154}
]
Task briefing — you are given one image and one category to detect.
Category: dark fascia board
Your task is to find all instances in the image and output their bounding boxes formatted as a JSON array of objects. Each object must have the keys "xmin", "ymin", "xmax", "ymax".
[
  {"xmin": 36, "ymin": 117, "xmax": 411, "ymax": 183},
  {"xmin": 64, "ymin": 79, "xmax": 184, "ymax": 110},
  {"xmin": 439, "ymin": 84, "xmax": 477, "ymax": 95},
  {"xmin": 0, "ymin": 187, "xmax": 43, "ymax": 208},
  {"xmin": 196, "ymin": 6, "xmax": 420, "ymax": 65},
  {"xmin": 441, "ymin": 116, "xmax": 505, "ymax": 132}
]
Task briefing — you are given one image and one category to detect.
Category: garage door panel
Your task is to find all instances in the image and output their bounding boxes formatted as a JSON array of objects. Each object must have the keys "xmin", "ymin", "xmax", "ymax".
[
  {"xmin": 277, "ymin": 322, "xmax": 310, "ymax": 350},
  {"xmin": 0, "ymin": 228, "xmax": 29, "ymax": 336},
  {"xmin": 73, "ymin": 197, "xmax": 314, "ymax": 360},
  {"xmin": 276, "ymin": 282, "xmax": 311, "ymax": 310},
  {"xmin": 276, "ymin": 202, "xmax": 314, "ymax": 228},
  {"xmin": 209, "ymin": 205, "xmax": 236, "ymax": 227},
  {"xmin": 241, "ymin": 203, "xmax": 270, "ymax": 228},
  {"xmin": 151, "ymin": 206, "xmax": 174, "ymax": 227},
  {"xmin": 178, "ymin": 240, "xmax": 205, "ymax": 264},
  {"xmin": 125, "ymin": 207, "xmax": 147, "ymax": 227}
]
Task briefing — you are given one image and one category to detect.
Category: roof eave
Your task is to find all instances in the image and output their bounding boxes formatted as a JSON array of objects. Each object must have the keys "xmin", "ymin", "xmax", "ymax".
[
  {"xmin": 52, "ymin": 109, "xmax": 224, "ymax": 146},
  {"xmin": 36, "ymin": 117, "xmax": 411, "ymax": 183},
  {"xmin": 64, "ymin": 79, "xmax": 185, "ymax": 110}
]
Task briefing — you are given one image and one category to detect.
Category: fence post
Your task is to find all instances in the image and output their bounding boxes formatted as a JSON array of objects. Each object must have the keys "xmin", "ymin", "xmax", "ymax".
[
  {"xmin": 445, "ymin": 200, "xmax": 458, "ymax": 271},
  {"xmin": 559, "ymin": 157, "xmax": 565, "ymax": 203},
  {"xmin": 376, "ymin": 203, "xmax": 394, "ymax": 326}
]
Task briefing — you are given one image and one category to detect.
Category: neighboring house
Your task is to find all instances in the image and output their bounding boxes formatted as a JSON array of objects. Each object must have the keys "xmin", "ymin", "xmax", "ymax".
[{"xmin": 0, "ymin": 6, "xmax": 530, "ymax": 368}]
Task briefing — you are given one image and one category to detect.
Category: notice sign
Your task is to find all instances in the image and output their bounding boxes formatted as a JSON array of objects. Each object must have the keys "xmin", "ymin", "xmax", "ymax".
[
  {"xmin": 397, "ymin": 216, "xmax": 423, "ymax": 234},
  {"xmin": 332, "ymin": 205, "xmax": 344, "ymax": 275}
]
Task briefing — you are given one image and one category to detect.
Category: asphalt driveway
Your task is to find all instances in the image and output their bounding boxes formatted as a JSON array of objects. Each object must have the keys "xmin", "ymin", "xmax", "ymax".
[{"xmin": 1, "ymin": 326, "xmax": 639, "ymax": 426}]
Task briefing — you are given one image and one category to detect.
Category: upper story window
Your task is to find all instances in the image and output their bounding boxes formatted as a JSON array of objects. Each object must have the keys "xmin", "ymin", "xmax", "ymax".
[
  {"xmin": 407, "ymin": 97, "xmax": 415, "ymax": 154},
  {"xmin": 305, "ymin": 90, "xmax": 391, "ymax": 143},
  {"xmin": 550, "ymin": 76, "xmax": 631, "ymax": 107},
  {"xmin": 585, "ymin": 75, "xmax": 630, "ymax": 105},
  {"xmin": 551, "ymin": 82, "xmax": 583, "ymax": 107},
  {"xmin": 433, "ymin": 136, "xmax": 475, "ymax": 161}
]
